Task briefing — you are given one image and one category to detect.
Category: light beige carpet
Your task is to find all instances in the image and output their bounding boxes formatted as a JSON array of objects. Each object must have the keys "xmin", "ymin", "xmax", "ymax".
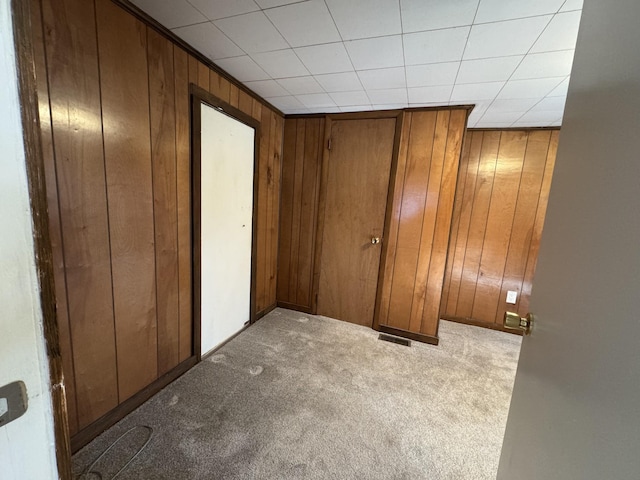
[{"xmin": 73, "ymin": 308, "xmax": 521, "ymax": 479}]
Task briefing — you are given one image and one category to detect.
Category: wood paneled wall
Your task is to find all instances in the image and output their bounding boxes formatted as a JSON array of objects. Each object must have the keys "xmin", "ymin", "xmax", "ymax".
[
  {"xmin": 31, "ymin": 0, "xmax": 283, "ymax": 442},
  {"xmin": 375, "ymin": 109, "xmax": 468, "ymax": 343},
  {"xmin": 440, "ymin": 129, "xmax": 558, "ymax": 330},
  {"xmin": 277, "ymin": 117, "xmax": 325, "ymax": 312}
]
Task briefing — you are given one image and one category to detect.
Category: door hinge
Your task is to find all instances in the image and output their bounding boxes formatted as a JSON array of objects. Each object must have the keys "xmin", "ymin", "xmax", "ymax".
[{"xmin": 327, "ymin": 138, "xmax": 332, "ymax": 150}]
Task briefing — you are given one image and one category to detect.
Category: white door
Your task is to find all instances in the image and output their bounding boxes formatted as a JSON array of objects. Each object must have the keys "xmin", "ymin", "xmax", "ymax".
[
  {"xmin": 200, "ymin": 103, "xmax": 254, "ymax": 356},
  {"xmin": 498, "ymin": 2, "xmax": 640, "ymax": 479}
]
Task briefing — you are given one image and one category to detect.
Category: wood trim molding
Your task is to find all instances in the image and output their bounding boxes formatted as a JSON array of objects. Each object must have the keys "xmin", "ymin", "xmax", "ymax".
[
  {"xmin": 276, "ymin": 301, "xmax": 313, "ymax": 314},
  {"xmin": 70, "ymin": 356, "xmax": 197, "ymax": 452},
  {"xmin": 255, "ymin": 303, "xmax": 278, "ymax": 321},
  {"xmin": 11, "ymin": 0, "xmax": 73, "ymax": 477},
  {"xmin": 111, "ymin": 0, "xmax": 284, "ymax": 117},
  {"xmin": 469, "ymin": 127, "xmax": 561, "ymax": 132},
  {"xmin": 286, "ymin": 104, "xmax": 476, "ymax": 120},
  {"xmin": 378, "ymin": 325, "xmax": 440, "ymax": 346},
  {"xmin": 441, "ymin": 315, "xmax": 524, "ymax": 336}
]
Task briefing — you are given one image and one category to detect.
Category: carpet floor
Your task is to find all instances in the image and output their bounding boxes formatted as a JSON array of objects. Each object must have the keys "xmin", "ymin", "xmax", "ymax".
[{"xmin": 73, "ymin": 308, "xmax": 521, "ymax": 480}]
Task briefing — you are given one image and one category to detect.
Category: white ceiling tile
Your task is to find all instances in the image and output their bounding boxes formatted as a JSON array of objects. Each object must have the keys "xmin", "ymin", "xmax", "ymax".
[
  {"xmin": 266, "ymin": 95, "xmax": 304, "ymax": 109},
  {"xmin": 322, "ymin": 107, "xmax": 343, "ymax": 113},
  {"xmin": 475, "ymin": 0, "xmax": 564, "ymax": 23},
  {"xmin": 172, "ymin": 22, "xmax": 244, "ymax": 60},
  {"xmin": 372, "ymin": 103, "xmax": 407, "ymax": 110},
  {"xmin": 297, "ymin": 93, "xmax": 336, "ymax": 108},
  {"xmin": 358, "ymin": 67, "xmax": 406, "ymax": 90},
  {"xmin": 294, "ymin": 43, "xmax": 353, "ymax": 75},
  {"xmin": 315, "ymin": 72, "xmax": 363, "ymax": 92},
  {"xmin": 451, "ymin": 81, "xmax": 505, "ymax": 101},
  {"xmin": 531, "ymin": 96, "xmax": 566, "ymax": 111},
  {"xmin": 345, "ymin": 36, "xmax": 404, "ymax": 70},
  {"xmin": 467, "ymin": 100, "xmax": 492, "ymax": 116},
  {"xmin": 548, "ymin": 76, "xmax": 570, "ymax": 96},
  {"xmin": 286, "ymin": 107, "xmax": 313, "ymax": 114},
  {"xmin": 464, "ymin": 16, "xmax": 551, "ymax": 60},
  {"xmin": 480, "ymin": 111, "xmax": 525, "ymax": 123},
  {"xmin": 245, "ymin": 79, "xmax": 290, "ymax": 97},
  {"xmin": 131, "ymin": 0, "xmax": 206, "ymax": 28},
  {"xmin": 188, "ymin": 0, "xmax": 260, "ymax": 20},
  {"xmin": 518, "ymin": 109, "xmax": 563, "ymax": 123},
  {"xmin": 497, "ymin": 77, "xmax": 564, "ymax": 99},
  {"xmin": 277, "ymin": 76, "xmax": 324, "ymax": 95},
  {"xmin": 407, "ymin": 85, "xmax": 453, "ymax": 103},
  {"xmin": 560, "ymin": 0, "xmax": 583, "ymax": 12},
  {"xmin": 476, "ymin": 121, "xmax": 516, "ymax": 128},
  {"xmin": 255, "ymin": 0, "xmax": 301, "ymax": 7},
  {"xmin": 404, "ymin": 27, "xmax": 470, "ymax": 65},
  {"xmin": 215, "ymin": 56, "xmax": 270, "ymax": 81},
  {"xmin": 214, "ymin": 12, "xmax": 288, "ymax": 53},
  {"xmin": 329, "ymin": 91, "xmax": 371, "ymax": 106},
  {"xmin": 456, "ymin": 56, "xmax": 522, "ymax": 84},
  {"xmin": 512, "ymin": 50, "xmax": 575, "ymax": 80},
  {"xmin": 512, "ymin": 120, "xmax": 554, "ymax": 127},
  {"xmin": 487, "ymin": 98, "xmax": 539, "ymax": 112},
  {"xmin": 366, "ymin": 88, "xmax": 408, "ymax": 104},
  {"xmin": 325, "ymin": 0, "xmax": 402, "ymax": 40},
  {"xmin": 400, "ymin": 0, "xmax": 479, "ymax": 33},
  {"xmin": 340, "ymin": 105, "xmax": 372, "ymax": 112},
  {"xmin": 251, "ymin": 49, "xmax": 309, "ymax": 78},
  {"xmin": 406, "ymin": 62, "xmax": 459, "ymax": 88},
  {"xmin": 265, "ymin": 0, "xmax": 340, "ymax": 47},
  {"xmin": 531, "ymin": 11, "xmax": 582, "ymax": 53}
]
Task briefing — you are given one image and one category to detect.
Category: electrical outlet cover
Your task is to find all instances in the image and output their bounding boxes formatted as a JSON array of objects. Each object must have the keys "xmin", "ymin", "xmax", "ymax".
[{"xmin": 506, "ymin": 290, "xmax": 518, "ymax": 304}]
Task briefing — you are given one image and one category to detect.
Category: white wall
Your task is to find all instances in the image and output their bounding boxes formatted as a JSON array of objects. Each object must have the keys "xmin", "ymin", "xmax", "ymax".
[
  {"xmin": 497, "ymin": 0, "xmax": 640, "ymax": 478},
  {"xmin": 0, "ymin": 0, "xmax": 58, "ymax": 478},
  {"xmin": 200, "ymin": 104, "xmax": 255, "ymax": 355}
]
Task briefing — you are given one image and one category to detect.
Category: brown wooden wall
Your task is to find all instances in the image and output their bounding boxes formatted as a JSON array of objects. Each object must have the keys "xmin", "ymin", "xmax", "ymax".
[
  {"xmin": 31, "ymin": 0, "xmax": 283, "ymax": 439},
  {"xmin": 440, "ymin": 129, "xmax": 558, "ymax": 329},
  {"xmin": 375, "ymin": 109, "xmax": 468, "ymax": 342},
  {"xmin": 276, "ymin": 117, "xmax": 325, "ymax": 312}
]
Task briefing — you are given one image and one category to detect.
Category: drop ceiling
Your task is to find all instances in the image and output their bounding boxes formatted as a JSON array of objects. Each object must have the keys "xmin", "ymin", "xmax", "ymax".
[{"xmin": 130, "ymin": 0, "xmax": 583, "ymax": 127}]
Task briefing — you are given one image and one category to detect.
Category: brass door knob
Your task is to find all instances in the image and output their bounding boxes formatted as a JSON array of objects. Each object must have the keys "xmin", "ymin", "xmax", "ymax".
[
  {"xmin": 371, "ymin": 237, "xmax": 381, "ymax": 244},
  {"xmin": 504, "ymin": 311, "xmax": 535, "ymax": 335}
]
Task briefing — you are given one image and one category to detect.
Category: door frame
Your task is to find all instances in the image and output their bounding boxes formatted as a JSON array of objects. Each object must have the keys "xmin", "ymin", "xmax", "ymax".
[
  {"xmin": 190, "ymin": 85, "xmax": 261, "ymax": 361},
  {"xmin": 311, "ymin": 110, "xmax": 405, "ymax": 328}
]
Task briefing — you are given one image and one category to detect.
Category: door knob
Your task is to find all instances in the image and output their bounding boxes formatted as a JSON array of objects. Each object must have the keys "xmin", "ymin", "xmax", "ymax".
[
  {"xmin": 504, "ymin": 311, "xmax": 535, "ymax": 335},
  {"xmin": 371, "ymin": 237, "xmax": 381, "ymax": 244}
]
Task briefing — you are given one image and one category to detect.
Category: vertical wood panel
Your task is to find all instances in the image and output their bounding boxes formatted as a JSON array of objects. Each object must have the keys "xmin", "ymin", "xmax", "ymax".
[
  {"xmin": 96, "ymin": 0, "xmax": 157, "ymax": 402},
  {"xmin": 456, "ymin": 131, "xmax": 501, "ymax": 318},
  {"xmin": 268, "ymin": 114, "xmax": 283, "ymax": 304},
  {"xmin": 276, "ymin": 119, "xmax": 296, "ymax": 303},
  {"xmin": 147, "ymin": 28, "xmax": 179, "ymax": 374},
  {"xmin": 255, "ymin": 106, "xmax": 271, "ymax": 311},
  {"xmin": 441, "ymin": 129, "xmax": 558, "ymax": 329},
  {"xmin": 495, "ymin": 130, "xmax": 550, "ymax": 324},
  {"xmin": 387, "ymin": 112, "xmax": 437, "ymax": 330},
  {"xmin": 378, "ymin": 109, "xmax": 468, "ymax": 340},
  {"xmin": 239, "ymin": 90, "xmax": 253, "ymax": 115},
  {"xmin": 31, "ymin": 0, "xmax": 79, "ymax": 435},
  {"xmin": 472, "ymin": 131, "xmax": 528, "ymax": 321},
  {"xmin": 174, "ymin": 47, "xmax": 192, "ymax": 361},
  {"xmin": 288, "ymin": 120, "xmax": 306, "ymax": 301},
  {"xmin": 197, "ymin": 61, "xmax": 209, "ymax": 89},
  {"xmin": 421, "ymin": 109, "xmax": 466, "ymax": 334},
  {"xmin": 42, "ymin": 0, "xmax": 118, "ymax": 428},
  {"xmin": 229, "ymin": 84, "xmax": 240, "ymax": 108}
]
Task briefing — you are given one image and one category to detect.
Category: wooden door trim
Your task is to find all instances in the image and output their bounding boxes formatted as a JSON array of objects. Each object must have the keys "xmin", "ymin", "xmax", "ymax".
[
  {"xmin": 311, "ymin": 113, "xmax": 403, "ymax": 323},
  {"xmin": 11, "ymin": 0, "xmax": 73, "ymax": 476},
  {"xmin": 190, "ymin": 85, "xmax": 261, "ymax": 362}
]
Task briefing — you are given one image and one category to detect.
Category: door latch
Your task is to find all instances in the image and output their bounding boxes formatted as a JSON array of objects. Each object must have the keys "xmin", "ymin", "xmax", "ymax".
[{"xmin": 504, "ymin": 312, "xmax": 535, "ymax": 335}]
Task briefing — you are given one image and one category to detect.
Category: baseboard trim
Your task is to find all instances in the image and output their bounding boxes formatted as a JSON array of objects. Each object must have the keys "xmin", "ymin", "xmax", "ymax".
[
  {"xmin": 255, "ymin": 303, "xmax": 277, "ymax": 321},
  {"xmin": 276, "ymin": 301, "xmax": 313, "ymax": 314},
  {"xmin": 71, "ymin": 355, "xmax": 197, "ymax": 453},
  {"xmin": 378, "ymin": 325, "xmax": 439, "ymax": 346},
  {"xmin": 441, "ymin": 315, "xmax": 523, "ymax": 336}
]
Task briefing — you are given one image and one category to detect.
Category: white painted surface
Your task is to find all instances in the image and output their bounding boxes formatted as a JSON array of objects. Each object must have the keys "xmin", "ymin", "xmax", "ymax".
[
  {"xmin": 200, "ymin": 103, "xmax": 255, "ymax": 356},
  {"xmin": 498, "ymin": 1, "xmax": 640, "ymax": 478},
  {"xmin": 0, "ymin": 0, "xmax": 58, "ymax": 477}
]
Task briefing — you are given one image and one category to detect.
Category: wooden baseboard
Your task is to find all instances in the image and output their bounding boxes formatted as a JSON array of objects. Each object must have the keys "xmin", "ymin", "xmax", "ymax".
[
  {"xmin": 71, "ymin": 355, "xmax": 197, "ymax": 453},
  {"xmin": 276, "ymin": 301, "xmax": 313, "ymax": 314},
  {"xmin": 378, "ymin": 325, "xmax": 439, "ymax": 345},
  {"xmin": 255, "ymin": 303, "xmax": 277, "ymax": 321},
  {"xmin": 441, "ymin": 315, "xmax": 523, "ymax": 336}
]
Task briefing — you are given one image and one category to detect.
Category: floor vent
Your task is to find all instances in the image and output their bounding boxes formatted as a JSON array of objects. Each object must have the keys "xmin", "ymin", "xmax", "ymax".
[{"xmin": 378, "ymin": 334, "xmax": 411, "ymax": 347}]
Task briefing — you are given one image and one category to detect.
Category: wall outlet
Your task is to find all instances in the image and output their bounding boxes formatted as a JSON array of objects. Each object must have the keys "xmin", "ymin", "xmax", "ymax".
[{"xmin": 506, "ymin": 290, "xmax": 518, "ymax": 304}]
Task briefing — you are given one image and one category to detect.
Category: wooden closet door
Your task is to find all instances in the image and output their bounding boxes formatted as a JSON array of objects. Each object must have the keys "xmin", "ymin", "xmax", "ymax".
[{"xmin": 317, "ymin": 118, "xmax": 396, "ymax": 326}]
